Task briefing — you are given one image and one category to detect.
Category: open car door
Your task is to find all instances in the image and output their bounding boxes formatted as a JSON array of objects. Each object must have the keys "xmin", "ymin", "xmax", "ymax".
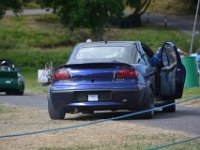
[{"xmin": 158, "ymin": 42, "xmax": 186, "ymax": 99}]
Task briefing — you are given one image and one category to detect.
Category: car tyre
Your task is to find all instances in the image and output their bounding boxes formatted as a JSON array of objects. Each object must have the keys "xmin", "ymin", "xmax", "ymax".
[
  {"xmin": 163, "ymin": 99, "xmax": 176, "ymax": 112},
  {"xmin": 141, "ymin": 88, "xmax": 154, "ymax": 119},
  {"xmin": 6, "ymin": 91, "xmax": 13, "ymax": 95},
  {"xmin": 48, "ymin": 101, "xmax": 65, "ymax": 120}
]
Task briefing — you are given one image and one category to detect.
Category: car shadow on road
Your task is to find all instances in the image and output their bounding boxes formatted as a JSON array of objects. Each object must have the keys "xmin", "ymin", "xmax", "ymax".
[
  {"xmin": 66, "ymin": 111, "xmax": 139, "ymax": 121},
  {"xmin": 153, "ymin": 107, "xmax": 200, "ymax": 119},
  {"xmin": 65, "ymin": 111, "xmax": 165, "ymax": 121},
  {"xmin": 65, "ymin": 106, "xmax": 200, "ymax": 121}
]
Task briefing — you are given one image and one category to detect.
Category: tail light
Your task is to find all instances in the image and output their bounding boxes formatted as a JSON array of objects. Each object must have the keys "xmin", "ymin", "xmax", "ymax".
[
  {"xmin": 53, "ymin": 68, "xmax": 71, "ymax": 80},
  {"xmin": 116, "ymin": 69, "xmax": 138, "ymax": 79},
  {"xmin": 18, "ymin": 76, "xmax": 24, "ymax": 85}
]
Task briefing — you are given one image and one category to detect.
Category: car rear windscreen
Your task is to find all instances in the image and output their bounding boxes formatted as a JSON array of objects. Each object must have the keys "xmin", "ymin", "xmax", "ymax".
[{"xmin": 72, "ymin": 46, "xmax": 137, "ymax": 64}]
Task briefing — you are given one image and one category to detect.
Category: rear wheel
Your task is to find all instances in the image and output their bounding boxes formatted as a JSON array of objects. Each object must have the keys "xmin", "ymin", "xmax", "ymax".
[
  {"xmin": 163, "ymin": 99, "xmax": 176, "ymax": 112},
  {"xmin": 141, "ymin": 88, "xmax": 154, "ymax": 119},
  {"xmin": 48, "ymin": 101, "xmax": 65, "ymax": 120},
  {"xmin": 15, "ymin": 91, "xmax": 24, "ymax": 95},
  {"xmin": 82, "ymin": 110, "xmax": 94, "ymax": 114},
  {"xmin": 6, "ymin": 91, "xmax": 13, "ymax": 95}
]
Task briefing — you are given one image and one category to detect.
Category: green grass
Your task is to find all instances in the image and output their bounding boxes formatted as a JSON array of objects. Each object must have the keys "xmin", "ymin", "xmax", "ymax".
[
  {"xmin": 22, "ymin": 0, "xmax": 195, "ymax": 15},
  {"xmin": 147, "ymin": 0, "xmax": 195, "ymax": 15},
  {"xmin": 22, "ymin": 0, "xmax": 41, "ymax": 9},
  {"xmin": 39, "ymin": 136, "xmax": 200, "ymax": 150},
  {"xmin": 0, "ymin": 14, "xmax": 198, "ymax": 94},
  {"xmin": 0, "ymin": 15, "xmax": 192, "ymax": 51},
  {"xmin": 0, "ymin": 105, "xmax": 14, "ymax": 113},
  {"xmin": 0, "ymin": 15, "xmax": 91, "ymax": 50},
  {"xmin": 182, "ymin": 86, "xmax": 200, "ymax": 99},
  {"xmin": 1, "ymin": 47, "xmax": 72, "ymax": 68},
  {"xmin": 108, "ymin": 26, "xmax": 191, "ymax": 51},
  {"xmin": 20, "ymin": 68, "xmax": 48, "ymax": 94},
  {"xmin": 0, "ymin": 12, "xmax": 199, "ymax": 150}
]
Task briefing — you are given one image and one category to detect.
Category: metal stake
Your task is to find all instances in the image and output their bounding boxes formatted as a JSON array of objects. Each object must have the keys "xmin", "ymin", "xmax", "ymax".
[{"xmin": 189, "ymin": 0, "xmax": 200, "ymax": 55}]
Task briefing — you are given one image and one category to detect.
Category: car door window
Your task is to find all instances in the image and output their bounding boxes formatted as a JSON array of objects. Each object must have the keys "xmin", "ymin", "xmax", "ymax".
[
  {"xmin": 166, "ymin": 48, "xmax": 177, "ymax": 66},
  {"xmin": 161, "ymin": 44, "xmax": 178, "ymax": 70},
  {"xmin": 160, "ymin": 42, "xmax": 182, "ymax": 98},
  {"xmin": 137, "ymin": 53, "xmax": 147, "ymax": 65},
  {"xmin": 162, "ymin": 49, "xmax": 170, "ymax": 67}
]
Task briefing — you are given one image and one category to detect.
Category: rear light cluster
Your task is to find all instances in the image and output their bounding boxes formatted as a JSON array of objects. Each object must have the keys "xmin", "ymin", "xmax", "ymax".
[
  {"xmin": 116, "ymin": 69, "xmax": 138, "ymax": 79},
  {"xmin": 53, "ymin": 68, "xmax": 71, "ymax": 80}
]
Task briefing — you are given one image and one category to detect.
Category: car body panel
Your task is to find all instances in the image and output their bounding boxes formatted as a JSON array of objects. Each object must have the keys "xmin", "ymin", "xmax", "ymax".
[
  {"xmin": 0, "ymin": 60, "xmax": 25, "ymax": 94},
  {"xmin": 48, "ymin": 41, "xmax": 186, "ymax": 119},
  {"xmin": 158, "ymin": 42, "xmax": 186, "ymax": 99}
]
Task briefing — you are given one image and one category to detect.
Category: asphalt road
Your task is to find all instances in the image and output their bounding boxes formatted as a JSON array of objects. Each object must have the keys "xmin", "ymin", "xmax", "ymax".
[
  {"xmin": 5, "ymin": 9, "xmax": 53, "ymax": 16},
  {"xmin": 0, "ymin": 94, "xmax": 199, "ymax": 135},
  {"xmin": 141, "ymin": 13, "xmax": 200, "ymax": 34}
]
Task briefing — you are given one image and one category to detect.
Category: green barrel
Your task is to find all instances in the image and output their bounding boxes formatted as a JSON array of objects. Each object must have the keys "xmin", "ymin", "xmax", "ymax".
[{"xmin": 181, "ymin": 56, "xmax": 199, "ymax": 88}]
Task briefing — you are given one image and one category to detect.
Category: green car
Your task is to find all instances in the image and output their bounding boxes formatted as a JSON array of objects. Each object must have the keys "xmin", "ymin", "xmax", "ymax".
[{"xmin": 0, "ymin": 60, "xmax": 25, "ymax": 95}]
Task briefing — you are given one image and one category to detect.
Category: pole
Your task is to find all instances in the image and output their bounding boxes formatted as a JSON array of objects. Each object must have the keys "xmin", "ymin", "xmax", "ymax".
[
  {"xmin": 164, "ymin": 16, "xmax": 167, "ymax": 28},
  {"xmin": 189, "ymin": 0, "xmax": 200, "ymax": 55}
]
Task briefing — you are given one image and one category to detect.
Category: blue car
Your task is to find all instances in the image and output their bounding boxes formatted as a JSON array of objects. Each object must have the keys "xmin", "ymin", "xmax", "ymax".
[{"xmin": 48, "ymin": 41, "xmax": 186, "ymax": 119}]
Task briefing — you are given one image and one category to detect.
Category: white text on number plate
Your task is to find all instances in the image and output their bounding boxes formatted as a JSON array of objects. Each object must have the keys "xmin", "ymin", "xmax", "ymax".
[{"xmin": 88, "ymin": 95, "xmax": 98, "ymax": 101}]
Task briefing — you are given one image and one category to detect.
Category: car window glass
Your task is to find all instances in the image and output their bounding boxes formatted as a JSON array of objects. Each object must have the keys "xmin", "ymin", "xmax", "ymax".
[
  {"xmin": 166, "ymin": 48, "xmax": 177, "ymax": 65},
  {"xmin": 162, "ymin": 44, "xmax": 177, "ymax": 66},
  {"xmin": 162, "ymin": 50, "xmax": 170, "ymax": 67},
  {"xmin": 75, "ymin": 47, "xmax": 126, "ymax": 60},
  {"xmin": 71, "ymin": 45, "xmax": 138, "ymax": 64},
  {"xmin": 137, "ymin": 53, "xmax": 147, "ymax": 65}
]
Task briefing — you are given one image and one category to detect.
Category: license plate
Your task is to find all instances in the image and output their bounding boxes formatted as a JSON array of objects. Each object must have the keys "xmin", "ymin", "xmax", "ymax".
[
  {"xmin": 88, "ymin": 95, "xmax": 98, "ymax": 101},
  {"xmin": 5, "ymin": 80, "xmax": 11, "ymax": 84}
]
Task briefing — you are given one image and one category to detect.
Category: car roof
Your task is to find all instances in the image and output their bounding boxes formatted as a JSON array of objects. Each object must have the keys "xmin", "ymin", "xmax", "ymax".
[
  {"xmin": 75, "ymin": 41, "xmax": 138, "ymax": 48},
  {"xmin": 67, "ymin": 41, "xmax": 140, "ymax": 65}
]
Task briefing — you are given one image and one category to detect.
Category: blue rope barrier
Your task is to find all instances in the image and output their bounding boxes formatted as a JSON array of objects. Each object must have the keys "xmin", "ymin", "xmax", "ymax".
[
  {"xmin": 149, "ymin": 135, "xmax": 200, "ymax": 150},
  {"xmin": 0, "ymin": 95, "xmax": 199, "ymax": 139}
]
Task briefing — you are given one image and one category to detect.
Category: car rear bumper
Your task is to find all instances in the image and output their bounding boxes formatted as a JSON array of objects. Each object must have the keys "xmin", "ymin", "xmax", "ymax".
[
  {"xmin": 0, "ymin": 78, "xmax": 24, "ymax": 92},
  {"xmin": 49, "ymin": 87, "xmax": 147, "ymax": 112},
  {"xmin": 0, "ymin": 86, "xmax": 24, "ymax": 92}
]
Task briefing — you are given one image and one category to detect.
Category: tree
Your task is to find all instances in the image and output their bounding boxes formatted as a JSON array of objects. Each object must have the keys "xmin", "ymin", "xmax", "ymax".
[
  {"xmin": 125, "ymin": 0, "xmax": 151, "ymax": 16},
  {"xmin": 38, "ymin": 0, "xmax": 124, "ymax": 40},
  {"xmin": 0, "ymin": 0, "xmax": 151, "ymax": 40},
  {"xmin": 119, "ymin": 0, "xmax": 151, "ymax": 28},
  {"xmin": 38, "ymin": 0, "xmax": 151, "ymax": 40},
  {"xmin": 0, "ymin": 0, "xmax": 30, "ymax": 19}
]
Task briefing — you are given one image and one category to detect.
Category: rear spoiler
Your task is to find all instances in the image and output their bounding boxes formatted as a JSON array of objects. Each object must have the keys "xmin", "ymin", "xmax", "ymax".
[{"xmin": 56, "ymin": 62, "xmax": 134, "ymax": 70}]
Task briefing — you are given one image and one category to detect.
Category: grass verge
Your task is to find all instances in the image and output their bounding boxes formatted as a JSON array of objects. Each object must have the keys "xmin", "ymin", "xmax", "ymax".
[
  {"xmin": 147, "ymin": 0, "xmax": 195, "ymax": 15},
  {"xmin": 0, "ymin": 104, "xmax": 199, "ymax": 150},
  {"xmin": 0, "ymin": 15, "xmax": 199, "ymax": 101},
  {"xmin": 0, "ymin": 105, "xmax": 13, "ymax": 114}
]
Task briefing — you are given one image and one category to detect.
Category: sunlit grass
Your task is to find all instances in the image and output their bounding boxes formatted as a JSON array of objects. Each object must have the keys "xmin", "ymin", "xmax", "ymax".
[
  {"xmin": 107, "ymin": 27, "xmax": 190, "ymax": 51},
  {"xmin": 1, "ymin": 47, "xmax": 72, "ymax": 68},
  {"xmin": 147, "ymin": 0, "xmax": 195, "ymax": 15},
  {"xmin": 39, "ymin": 135, "xmax": 200, "ymax": 150},
  {"xmin": 20, "ymin": 68, "xmax": 48, "ymax": 95},
  {"xmin": 182, "ymin": 86, "xmax": 200, "ymax": 99},
  {"xmin": 0, "ymin": 15, "xmax": 197, "ymax": 95}
]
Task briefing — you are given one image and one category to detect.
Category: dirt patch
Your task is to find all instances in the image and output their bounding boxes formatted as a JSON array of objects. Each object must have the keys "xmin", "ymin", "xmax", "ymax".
[
  {"xmin": 182, "ymin": 98, "xmax": 200, "ymax": 107},
  {"xmin": 0, "ymin": 104, "xmax": 194, "ymax": 150}
]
